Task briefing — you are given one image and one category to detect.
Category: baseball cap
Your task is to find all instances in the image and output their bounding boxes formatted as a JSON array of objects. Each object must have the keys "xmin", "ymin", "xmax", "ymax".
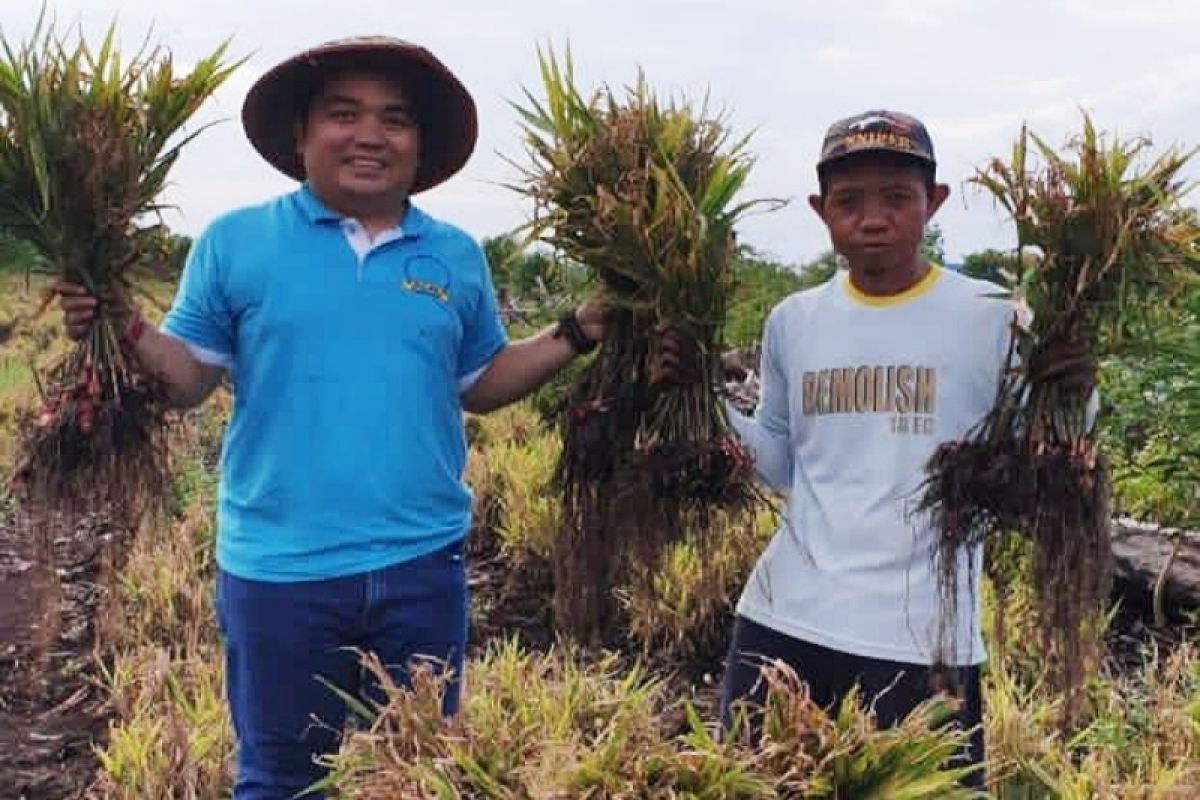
[{"xmin": 817, "ymin": 109, "xmax": 936, "ymax": 169}]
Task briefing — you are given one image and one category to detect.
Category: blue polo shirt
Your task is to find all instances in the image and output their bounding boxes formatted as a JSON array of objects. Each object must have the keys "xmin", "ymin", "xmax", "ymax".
[{"xmin": 162, "ymin": 186, "xmax": 507, "ymax": 582}]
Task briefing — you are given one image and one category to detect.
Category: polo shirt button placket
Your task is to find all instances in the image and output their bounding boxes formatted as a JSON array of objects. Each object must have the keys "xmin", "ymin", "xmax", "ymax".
[{"xmin": 341, "ymin": 219, "xmax": 370, "ymax": 281}]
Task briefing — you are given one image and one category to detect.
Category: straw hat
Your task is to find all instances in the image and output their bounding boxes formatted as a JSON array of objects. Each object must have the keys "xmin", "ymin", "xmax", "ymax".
[{"xmin": 241, "ymin": 36, "xmax": 477, "ymax": 194}]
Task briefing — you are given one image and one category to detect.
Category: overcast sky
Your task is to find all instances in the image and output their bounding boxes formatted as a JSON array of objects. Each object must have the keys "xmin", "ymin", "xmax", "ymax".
[{"xmin": 6, "ymin": 0, "xmax": 1200, "ymax": 265}]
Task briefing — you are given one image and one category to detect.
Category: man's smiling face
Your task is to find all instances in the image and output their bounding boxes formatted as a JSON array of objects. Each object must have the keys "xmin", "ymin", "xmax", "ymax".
[{"xmin": 296, "ymin": 71, "xmax": 422, "ymax": 214}]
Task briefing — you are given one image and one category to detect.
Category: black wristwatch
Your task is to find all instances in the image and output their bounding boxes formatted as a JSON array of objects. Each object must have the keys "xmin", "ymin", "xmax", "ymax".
[{"xmin": 553, "ymin": 310, "xmax": 599, "ymax": 355}]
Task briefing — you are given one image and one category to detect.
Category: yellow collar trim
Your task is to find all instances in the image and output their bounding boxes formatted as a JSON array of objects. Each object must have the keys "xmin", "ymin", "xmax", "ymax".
[{"xmin": 843, "ymin": 265, "xmax": 943, "ymax": 307}]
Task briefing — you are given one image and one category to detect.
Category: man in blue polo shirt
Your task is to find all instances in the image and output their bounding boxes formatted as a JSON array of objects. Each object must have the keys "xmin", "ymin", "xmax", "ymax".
[{"xmin": 56, "ymin": 37, "xmax": 605, "ymax": 799}]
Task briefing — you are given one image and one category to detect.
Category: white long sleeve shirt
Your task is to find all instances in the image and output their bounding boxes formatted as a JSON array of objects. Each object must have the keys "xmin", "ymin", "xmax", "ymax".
[{"xmin": 728, "ymin": 266, "xmax": 1018, "ymax": 665}]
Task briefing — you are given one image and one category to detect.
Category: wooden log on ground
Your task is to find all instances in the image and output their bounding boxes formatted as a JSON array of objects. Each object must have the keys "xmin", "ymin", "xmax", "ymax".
[{"xmin": 1112, "ymin": 518, "xmax": 1200, "ymax": 616}]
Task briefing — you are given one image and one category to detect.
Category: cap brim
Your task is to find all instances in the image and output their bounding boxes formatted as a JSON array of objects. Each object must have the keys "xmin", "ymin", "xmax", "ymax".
[
  {"xmin": 241, "ymin": 38, "xmax": 477, "ymax": 194},
  {"xmin": 818, "ymin": 145, "xmax": 936, "ymax": 169}
]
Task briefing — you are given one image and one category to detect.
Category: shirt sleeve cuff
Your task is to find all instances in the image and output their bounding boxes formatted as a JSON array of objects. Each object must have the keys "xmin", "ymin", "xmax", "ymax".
[
  {"xmin": 162, "ymin": 330, "xmax": 233, "ymax": 369},
  {"xmin": 458, "ymin": 365, "xmax": 488, "ymax": 394},
  {"xmin": 725, "ymin": 400, "xmax": 792, "ymax": 491}
]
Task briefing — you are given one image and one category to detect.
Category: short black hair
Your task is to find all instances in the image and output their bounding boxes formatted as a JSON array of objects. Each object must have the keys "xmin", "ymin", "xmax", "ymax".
[{"xmin": 817, "ymin": 150, "xmax": 936, "ymax": 198}]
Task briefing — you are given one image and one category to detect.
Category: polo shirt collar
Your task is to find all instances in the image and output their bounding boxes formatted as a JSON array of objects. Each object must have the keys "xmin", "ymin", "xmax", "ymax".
[{"xmin": 293, "ymin": 184, "xmax": 431, "ymax": 239}]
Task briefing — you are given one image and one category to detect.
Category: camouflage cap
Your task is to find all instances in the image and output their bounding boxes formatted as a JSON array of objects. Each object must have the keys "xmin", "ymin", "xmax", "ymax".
[{"xmin": 817, "ymin": 109, "xmax": 936, "ymax": 169}]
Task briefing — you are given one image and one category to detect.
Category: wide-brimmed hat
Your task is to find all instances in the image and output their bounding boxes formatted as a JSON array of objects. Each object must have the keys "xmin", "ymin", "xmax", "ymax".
[{"xmin": 241, "ymin": 36, "xmax": 478, "ymax": 194}]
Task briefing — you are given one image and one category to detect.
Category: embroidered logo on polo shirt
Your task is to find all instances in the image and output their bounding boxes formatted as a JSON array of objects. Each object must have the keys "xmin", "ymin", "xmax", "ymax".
[
  {"xmin": 402, "ymin": 279, "xmax": 450, "ymax": 303},
  {"xmin": 401, "ymin": 255, "xmax": 452, "ymax": 304}
]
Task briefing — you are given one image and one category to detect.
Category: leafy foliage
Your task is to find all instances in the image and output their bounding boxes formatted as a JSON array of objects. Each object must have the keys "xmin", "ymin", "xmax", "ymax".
[
  {"xmin": 1101, "ymin": 283, "xmax": 1199, "ymax": 529},
  {"xmin": 724, "ymin": 246, "xmax": 832, "ymax": 347},
  {"xmin": 0, "ymin": 15, "xmax": 239, "ymax": 518},
  {"xmin": 922, "ymin": 222, "xmax": 947, "ymax": 264},
  {"xmin": 960, "ymin": 249, "xmax": 1017, "ymax": 288}
]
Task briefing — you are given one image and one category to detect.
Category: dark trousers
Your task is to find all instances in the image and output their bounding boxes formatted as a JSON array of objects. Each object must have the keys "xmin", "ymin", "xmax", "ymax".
[
  {"xmin": 719, "ymin": 615, "xmax": 985, "ymax": 789},
  {"xmin": 216, "ymin": 540, "xmax": 468, "ymax": 800}
]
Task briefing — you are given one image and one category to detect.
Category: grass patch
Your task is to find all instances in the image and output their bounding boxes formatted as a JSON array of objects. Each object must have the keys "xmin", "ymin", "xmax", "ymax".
[{"xmin": 320, "ymin": 641, "xmax": 979, "ymax": 799}]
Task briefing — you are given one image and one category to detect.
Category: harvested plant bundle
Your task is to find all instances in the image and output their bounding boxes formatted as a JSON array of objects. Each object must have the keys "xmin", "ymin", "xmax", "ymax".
[
  {"xmin": 513, "ymin": 49, "xmax": 777, "ymax": 638},
  {"xmin": 921, "ymin": 115, "xmax": 1200, "ymax": 724},
  {"xmin": 0, "ymin": 18, "xmax": 238, "ymax": 517}
]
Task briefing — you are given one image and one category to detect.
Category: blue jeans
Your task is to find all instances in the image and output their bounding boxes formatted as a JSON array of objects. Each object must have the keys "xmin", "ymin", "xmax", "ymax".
[{"xmin": 215, "ymin": 539, "xmax": 468, "ymax": 800}]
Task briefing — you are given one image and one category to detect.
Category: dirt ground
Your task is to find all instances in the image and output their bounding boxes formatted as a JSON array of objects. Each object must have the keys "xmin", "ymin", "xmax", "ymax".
[{"xmin": 0, "ymin": 509, "xmax": 118, "ymax": 800}]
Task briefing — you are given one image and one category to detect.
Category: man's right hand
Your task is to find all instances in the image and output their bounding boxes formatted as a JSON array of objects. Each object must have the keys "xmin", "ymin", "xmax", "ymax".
[
  {"xmin": 648, "ymin": 327, "xmax": 703, "ymax": 388},
  {"xmin": 52, "ymin": 281, "xmax": 223, "ymax": 410},
  {"xmin": 54, "ymin": 281, "xmax": 100, "ymax": 341}
]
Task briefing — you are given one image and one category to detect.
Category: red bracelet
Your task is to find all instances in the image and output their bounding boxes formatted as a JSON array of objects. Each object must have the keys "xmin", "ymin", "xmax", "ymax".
[{"xmin": 122, "ymin": 314, "xmax": 147, "ymax": 346}]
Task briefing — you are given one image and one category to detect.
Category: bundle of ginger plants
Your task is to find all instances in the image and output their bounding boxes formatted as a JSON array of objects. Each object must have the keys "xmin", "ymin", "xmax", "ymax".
[
  {"xmin": 920, "ymin": 115, "xmax": 1200, "ymax": 725},
  {"xmin": 0, "ymin": 17, "xmax": 239, "ymax": 519},
  {"xmin": 512, "ymin": 48, "xmax": 779, "ymax": 639}
]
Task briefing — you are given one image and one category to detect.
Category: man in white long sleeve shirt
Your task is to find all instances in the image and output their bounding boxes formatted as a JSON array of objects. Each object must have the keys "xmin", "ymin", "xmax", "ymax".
[{"xmin": 718, "ymin": 110, "xmax": 1010, "ymax": 785}]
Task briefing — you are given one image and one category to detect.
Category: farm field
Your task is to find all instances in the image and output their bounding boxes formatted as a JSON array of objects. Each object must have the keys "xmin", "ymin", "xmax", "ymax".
[
  {"xmin": 0, "ymin": 14, "xmax": 1197, "ymax": 798},
  {"xmin": 1, "ymin": 261, "xmax": 1197, "ymax": 798}
]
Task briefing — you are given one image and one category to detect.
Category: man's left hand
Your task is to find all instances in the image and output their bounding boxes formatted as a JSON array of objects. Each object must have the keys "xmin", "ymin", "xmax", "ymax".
[{"xmin": 574, "ymin": 299, "xmax": 609, "ymax": 343}]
